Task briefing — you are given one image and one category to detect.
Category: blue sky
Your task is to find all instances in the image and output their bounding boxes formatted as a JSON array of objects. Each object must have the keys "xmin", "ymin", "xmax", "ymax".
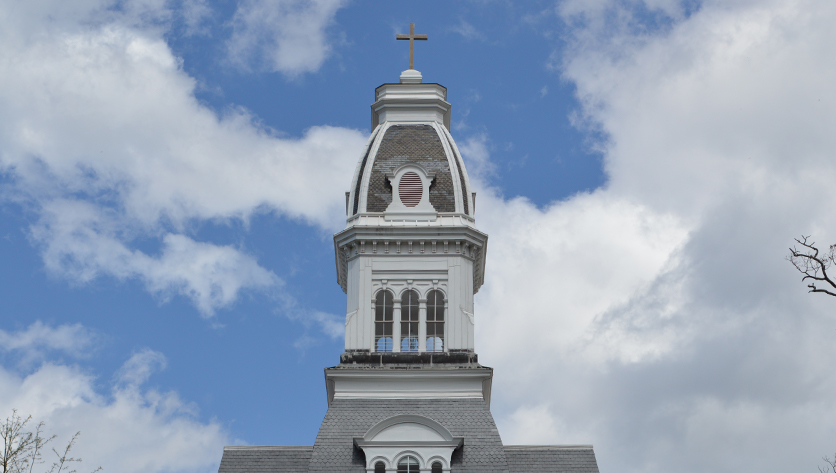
[{"xmin": 3, "ymin": 1, "xmax": 836, "ymax": 472}]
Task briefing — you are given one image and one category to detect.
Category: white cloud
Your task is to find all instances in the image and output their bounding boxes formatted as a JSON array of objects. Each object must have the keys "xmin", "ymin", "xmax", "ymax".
[
  {"xmin": 115, "ymin": 348, "xmax": 168, "ymax": 386},
  {"xmin": 0, "ymin": 0, "xmax": 366, "ymax": 318},
  {"xmin": 501, "ymin": 404, "xmax": 586, "ymax": 445},
  {"xmin": 462, "ymin": 1, "xmax": 836, "ymax": 471},
  {"xmin": 29, "ymin": 200, "xmax": 280, "ymax": 316},
  {"xmin": 475, "ymin": 188, "xmax": 688, "ymax": 365},
  {"xmin": 0, "ymin": 322, "xmax": 97, "ymax": 364},
  {"xmin": 0, "ymin": 345, "xmax": 228, "ymax": 473},
  {"xmin": 450, "ymin": 19, "xmax": 487, "ymax": 42},
  {"xmin": 226, "ymin": 0, "xmax": 346, "ymax": 76},
  {"xmin": 308, "ymin": 310, "xmax": 344, "ymax": 339},
  {"xmin": 457, "ymin": 133, "xmax": 496, "ymax": 181}
]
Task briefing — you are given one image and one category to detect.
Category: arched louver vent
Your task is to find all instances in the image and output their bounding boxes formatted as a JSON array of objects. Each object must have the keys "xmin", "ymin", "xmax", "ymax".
[{"xmin": 398, "ymin": 172, "xmax": 422, "ymax": 207}]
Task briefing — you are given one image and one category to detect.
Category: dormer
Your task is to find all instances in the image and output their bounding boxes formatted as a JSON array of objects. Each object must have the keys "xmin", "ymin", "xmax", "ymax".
[
  {"xmin": 355, "ymin": 415, "xmax": 463, "ymax": 473},
  {"xmin": 385, "ymin": 163, "xmax": 437, "ymax": 220}
]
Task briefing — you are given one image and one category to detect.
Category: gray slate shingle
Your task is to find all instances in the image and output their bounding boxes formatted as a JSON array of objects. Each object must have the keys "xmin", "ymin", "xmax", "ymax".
[
  {"xmin": 365, "ymin": 125, "xmax": 457, "ymax": 213},
  {"xmin": 216, "ymin": 412, "xmax": 602, "ymax": 473},
  {"xmin": 218, "ymin": 446, "xmax": 312, "ymax": 473},
  {"xmin": 504, "ymin": 445, "xmax": 600, "ymax": 473},
  {"xmin": 308, "ymin": 397, "xmax": 510, "ymax": 473}
]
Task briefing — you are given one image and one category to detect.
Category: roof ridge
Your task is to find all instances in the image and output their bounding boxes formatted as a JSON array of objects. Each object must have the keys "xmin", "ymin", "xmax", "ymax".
[
  {"xmin": 504, "ymin": 445, "xmax": 594, "ymax": 450},
  {"xmin": 223, "ymin": 445, "xmax": 313, "ymax": 451}
]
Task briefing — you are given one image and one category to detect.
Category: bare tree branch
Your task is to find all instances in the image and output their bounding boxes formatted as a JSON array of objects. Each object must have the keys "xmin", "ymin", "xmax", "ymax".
[
  {"xmin": 27, "ymin": 422, "xmax": 55, "ymax": 473},
  {"xmin": 787, "ymin": 235, "xmax": 836, "ymax": 297},
  {"xmin": 819, "ymin": 453, "xmax": 836, "ymax": 473},
  {"xmin": 0, "ymin": 410, "xmax": 99, "ymax": 473},
  {"xmin": 1, "ymin": 409, "xmax": 35, "ymax": 473}
]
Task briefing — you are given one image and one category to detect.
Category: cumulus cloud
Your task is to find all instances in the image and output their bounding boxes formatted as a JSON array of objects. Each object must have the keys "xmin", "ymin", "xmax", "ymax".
[
  {"xmin": 462, "ymin": 1, "xmax": 836, "ymax": 472},
  {"xmin": 0, "ymin": 0, "xmax": 365, "ymax": 317},
  {"xmin": 21, "ymin": 363, "xmax": 226, "ymax": 472},
  {"xmin": 0, "ymin": 337, "xmax": 227, "ymax": 473},
  {"xmin": 476, "ymin": 189, "xmax": 688, "ymax": 365},
  {"xmin": 226, "ymin": 0, "xmax": 345, "ymax": 76},
  {"xmin": 0, "ymin": 322, "xmax": 97, "ymax": 365},
  {"xmin": 115, "ymin": 348, "xmax": 168, "ymax": 386},
  {"xmin": 30, "ymin": 200, "xmax": 280, "ymax": 316},
  {"xmin": 457, "ymin": 133, "xmax": 496, "ymax": 181}
]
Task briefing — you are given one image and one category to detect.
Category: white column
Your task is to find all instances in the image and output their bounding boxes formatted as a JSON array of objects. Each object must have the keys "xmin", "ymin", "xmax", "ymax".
[
  {"xmin": 369, "ymin": 297, "xmax": 376, "ymax": 352},
  {"xmin": 443, "ymin": 297, "xmax": 449, "ymax": 353},
  {"xmin": 418, "ymin": 298, "xmax": 427, "ymax": 352},
  {"xmin": 392, "ymin": 300, "xmax": 402, "ymax": 352}
]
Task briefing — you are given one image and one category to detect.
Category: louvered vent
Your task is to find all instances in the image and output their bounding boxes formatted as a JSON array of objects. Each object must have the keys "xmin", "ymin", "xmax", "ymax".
[{"xmin": 398, "ymin": 172, "xmax": 423, "ymax": 207}]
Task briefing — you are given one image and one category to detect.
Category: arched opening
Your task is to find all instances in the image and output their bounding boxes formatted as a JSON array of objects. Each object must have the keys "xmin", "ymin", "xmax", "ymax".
[
  {"xmin": 397, "ymin": 456, "xmax": 419, "ymax": 473},
  {"xmin": 431, "ymin": 461, "xmax": 443, "ymax": 473},
  {"xmin": 375, "ymin": 290, "xmax": 394, "ymax": 352},
  {"xmin": 400, "ymin": 290, "xmax": 419, "ymax": 352},
  {"xmin": 426, "ymin": 290, "xmax": 444, "ymax": 352},
  {"xmin": 375, "ymin": 461, "xmax": 386, "ymax": 473}
]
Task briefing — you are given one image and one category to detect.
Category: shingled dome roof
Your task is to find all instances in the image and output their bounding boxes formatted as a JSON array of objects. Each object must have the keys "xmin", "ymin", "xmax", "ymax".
[{"xmin": 348, "ymin": 114, "xmax": 474, "ymax": 219}]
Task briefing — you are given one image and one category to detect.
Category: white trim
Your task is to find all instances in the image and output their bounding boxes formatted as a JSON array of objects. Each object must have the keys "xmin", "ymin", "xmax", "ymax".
[
  {"xmin": 362, "ymin": 415, "xmax": 455, "ymax": 442},
  {"xmin": 431, "ymin": 122, "xmax": 465, "ymax": 215},
  {"xmin": 354, "ymin": 414, "xmax": 462, "ymax": 472},
  {"xmin": 336, "ymin": 391, "xmax": 482, "ymax": 400},
  {"xmin": 325, "ymin": 368, "xmax": 492, "ymax": 404},
  {"xmin": 357, "ymin": 122, "xmax": 391, "ymax": 215},
  {"xmin": 349, "ymin": 125, "xmax": 383, "ymax": 216},
  {"xmin": 372, "ymin": 84, "xmax": 450, "ymax": 129},
  {"xmin": 437, "ymin": 125, "xmax": 474, "ymax": 217}
]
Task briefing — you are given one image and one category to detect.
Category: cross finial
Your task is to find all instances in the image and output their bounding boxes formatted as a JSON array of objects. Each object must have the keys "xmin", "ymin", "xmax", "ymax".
[{"xmin": 396, "ymin": 22, "xmax": 428, "ymax": 70}]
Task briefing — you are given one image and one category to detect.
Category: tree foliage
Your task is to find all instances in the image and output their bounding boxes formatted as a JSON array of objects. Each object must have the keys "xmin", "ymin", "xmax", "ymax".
[
  {"xmin": 787, "ymin": 235, "xmax": 836, "ymax": 297},
  {"xmin": 0, "ymin": 410, "xmax": 100, "ymax": 473}
]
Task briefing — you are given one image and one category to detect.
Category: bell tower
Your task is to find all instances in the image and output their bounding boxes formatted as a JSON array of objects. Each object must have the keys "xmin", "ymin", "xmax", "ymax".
[
  {"xmin": 334, "ymin": 70, "xmax": 487, "ymax": 361},
  {"xmin": 318, "ymin": 25, "xmax": 502, "ymax": 473},
  {"xmin": 217, "ymin": 25, "xmax": 602, "ymax": 473}
]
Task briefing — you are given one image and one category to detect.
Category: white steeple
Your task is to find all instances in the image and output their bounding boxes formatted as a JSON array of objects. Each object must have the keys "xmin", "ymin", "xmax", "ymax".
[{"xmin": 334, "ymin": 66, "xmax": 487, "ymax": 358}]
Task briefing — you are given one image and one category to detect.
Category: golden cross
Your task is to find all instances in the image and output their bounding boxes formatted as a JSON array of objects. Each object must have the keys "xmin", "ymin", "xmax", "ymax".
[{"xmin": 396, "ymin": 23, "xmax": 428, "ymax": 70}]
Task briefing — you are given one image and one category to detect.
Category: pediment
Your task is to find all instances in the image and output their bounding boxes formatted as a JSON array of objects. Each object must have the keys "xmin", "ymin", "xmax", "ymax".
[
  {"xmin": 361, "ymin": 415, "xmax": 455, "ymax": 444},
  {"xmin": 373, "ymin": 422, "xmax": 445, "ymax": 442},
  {"xmin": 355, "ymin": 415, "xmax": 463, "ymax": 471}
]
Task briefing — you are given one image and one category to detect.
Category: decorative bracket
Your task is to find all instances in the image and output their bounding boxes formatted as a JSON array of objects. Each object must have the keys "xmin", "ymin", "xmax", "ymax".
[
  {"xmin": 461, "ymin": 306, "xmax": 475, "ymax": 325},
  {"xmin": 345, "ymin": 309, "xmax": 358, "ymax": 326}
]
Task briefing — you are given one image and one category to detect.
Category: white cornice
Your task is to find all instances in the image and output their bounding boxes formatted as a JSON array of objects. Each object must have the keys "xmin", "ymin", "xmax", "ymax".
[
  {"xmin": 371, "ymin": 84, "xmax": 451, "ymax": 130},
  {"xmin": 324, "ymin": 367, "xmax": 493, "ymax": 407},
  {"xmin": 333, "ymin": 225, "xmax": 488, "ymax": 294}
]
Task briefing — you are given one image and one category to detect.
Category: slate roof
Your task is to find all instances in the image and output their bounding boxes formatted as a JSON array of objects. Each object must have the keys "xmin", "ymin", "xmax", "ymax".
[
  {"xmin": 308, "ymin": 397, "xmax": 509, "ymax": 473},
  {"xmin": 218, "ymin": 446, "xmax": 312, "ymax": 473},
  {"xmin": 364, "ymin": 125, "xmax": 458, "ymax": 214},
  {"xmin": 216, "ymin": 433, "xmax": 602, "ymax": 473},
  {"xmin": 504, "ymin": 445, "xmax": 600, "ymax": 473}
]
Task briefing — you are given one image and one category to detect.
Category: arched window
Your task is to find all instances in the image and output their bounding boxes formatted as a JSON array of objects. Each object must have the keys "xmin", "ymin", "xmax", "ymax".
[
  {"xmin": 400, "ymin": 290, "xmax": 419, "ymax": 352},
  {"xmin": 426, "ymin": 290, "xmax": 444, "ymax": 352},
  {"xmin": 431, "ymin": 461, "xmax": 443, "ymax": 473},
  {"xmin": 375, "ymin": 290, "xmax": 394, "ymax": 352},
  {"xmin": 397, "ymin": 456, "xmax": 419, "ymax": 473},
  {"xmin": 375, "ymin": 461, "xmax": 386, "ymax": 473}
]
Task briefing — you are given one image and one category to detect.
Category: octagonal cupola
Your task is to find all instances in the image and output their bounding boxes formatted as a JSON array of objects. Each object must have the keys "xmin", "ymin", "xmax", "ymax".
[
  {"xmin": 346, "ymin": 70, "xmax": 475, "ymax": 227},
  {"xmin": 334, "ymin": 65, "xmax": 488, "ymax": 357}
]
